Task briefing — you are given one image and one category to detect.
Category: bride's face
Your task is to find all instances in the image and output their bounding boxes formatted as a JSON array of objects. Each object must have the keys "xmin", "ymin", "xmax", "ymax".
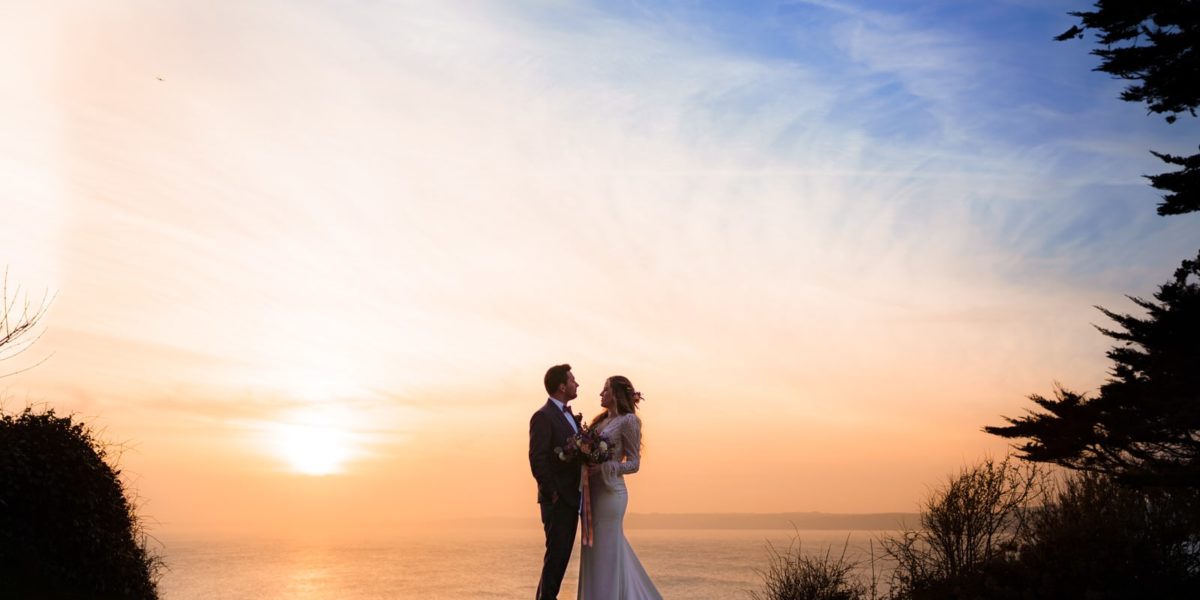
[{"xmin": 600, "ymin": 381, "xmax": 613, "ymax": 409}]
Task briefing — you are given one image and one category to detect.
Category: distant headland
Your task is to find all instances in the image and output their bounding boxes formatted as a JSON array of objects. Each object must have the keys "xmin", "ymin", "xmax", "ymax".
[
  {"xmin": 624, "ymin": 512, "xmax": 919, "ymax": 530},
  {"xmin": 446, "ymin": 512, "xmax": 919, "ymax": 530}
]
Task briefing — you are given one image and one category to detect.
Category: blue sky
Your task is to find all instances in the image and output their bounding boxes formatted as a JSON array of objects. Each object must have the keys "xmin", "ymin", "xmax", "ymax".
[{"xmin": 568, "ymin": 0, "xmax": 1200, "ymax": 288}]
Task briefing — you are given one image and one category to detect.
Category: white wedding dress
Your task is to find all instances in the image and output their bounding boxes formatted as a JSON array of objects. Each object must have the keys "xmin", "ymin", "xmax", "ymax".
[{"xmin": 577, "ymin": 413, "xmax": 662, "ymax": 600}]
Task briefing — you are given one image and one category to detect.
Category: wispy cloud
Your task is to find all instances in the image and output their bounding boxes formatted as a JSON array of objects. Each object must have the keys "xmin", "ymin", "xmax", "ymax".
[
  {"xmin": 3, "ymin": 0, "xmax": 1196, "ymax": 518},
  {"xmin": 13, "ymin": 0, "xmax": 1183, "ymax": 421}
]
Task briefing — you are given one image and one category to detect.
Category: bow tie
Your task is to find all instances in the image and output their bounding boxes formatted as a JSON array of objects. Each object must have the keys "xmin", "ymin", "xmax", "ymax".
[{"xmin": 561, "ymin": 404, "xmax": 573, "ymax": 413}]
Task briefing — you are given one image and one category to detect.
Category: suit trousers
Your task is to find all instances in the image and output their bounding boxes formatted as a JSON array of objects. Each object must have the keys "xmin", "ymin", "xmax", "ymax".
[{"xmin": 536, "ymin": 499, "xmax": 579, "ymax": 600}]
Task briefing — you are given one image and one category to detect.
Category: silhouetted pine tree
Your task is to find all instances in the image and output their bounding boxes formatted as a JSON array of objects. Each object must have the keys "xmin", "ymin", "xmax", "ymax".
[
  {"xmin": 1057, "ymin": 1, "xmax": 1200, "ymax": 216},
  {"xmin": 987, "ymin": 251, "xmax": 1200, "ymax": 488}
]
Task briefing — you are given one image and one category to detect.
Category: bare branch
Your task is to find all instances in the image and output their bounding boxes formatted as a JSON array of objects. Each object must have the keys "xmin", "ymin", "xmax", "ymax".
[{"xmin": 0, "ymin": 269, "xmax": 54, "ymax": 375}]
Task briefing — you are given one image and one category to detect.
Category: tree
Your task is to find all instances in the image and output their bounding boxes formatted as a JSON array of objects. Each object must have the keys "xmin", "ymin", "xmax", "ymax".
[
  {"xmin": 1057, "ymin": 1, "xmax": 1200, "ymax": 216},
  {"xmin": 879, "ymin": 457, "xmax": 1048, "ymax": 599},
  {"xmin": 986, "ymin": 251, "xmax": 1200, "ymax": 487}
]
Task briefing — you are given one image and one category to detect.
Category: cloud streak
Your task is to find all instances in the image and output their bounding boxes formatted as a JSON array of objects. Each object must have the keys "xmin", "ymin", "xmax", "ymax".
[{"xmin": 2, "ymin": 0, "xmax": 1196, "ymax": 521}]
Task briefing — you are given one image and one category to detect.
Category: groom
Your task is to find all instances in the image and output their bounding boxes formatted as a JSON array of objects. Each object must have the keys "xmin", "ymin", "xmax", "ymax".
[{"xmin": 529, "ymin": 363, "xmax": 582, "ymax": 600}]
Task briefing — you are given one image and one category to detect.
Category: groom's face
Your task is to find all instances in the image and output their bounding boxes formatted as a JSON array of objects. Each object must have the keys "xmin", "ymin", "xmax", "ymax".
[{"xmin": 563, "ymin": 372, "xmax": 579, "ymax": 401}]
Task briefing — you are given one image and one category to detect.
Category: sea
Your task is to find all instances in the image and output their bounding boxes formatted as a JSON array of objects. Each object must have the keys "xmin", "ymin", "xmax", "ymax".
[{"xmin": 158, "ymin": 529, "xmax": 891, "ymax": 599}]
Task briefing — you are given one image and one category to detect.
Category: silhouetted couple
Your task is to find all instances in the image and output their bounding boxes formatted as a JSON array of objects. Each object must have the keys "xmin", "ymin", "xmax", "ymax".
[{"xmin": 528, "ymin": 363, "xmax": 661, "ymax": 600}]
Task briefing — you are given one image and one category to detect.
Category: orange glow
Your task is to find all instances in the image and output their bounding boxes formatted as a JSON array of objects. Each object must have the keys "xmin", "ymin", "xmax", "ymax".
[{"xmin": 0, "ymin": 0, "xmax": 1159, "ymax": 543}]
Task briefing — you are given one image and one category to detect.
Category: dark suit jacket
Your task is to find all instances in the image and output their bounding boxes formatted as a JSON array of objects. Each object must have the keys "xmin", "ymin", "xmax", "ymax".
[{"xmin": 529, "ymin": 399, "xmax": 582, "ymax": 509}]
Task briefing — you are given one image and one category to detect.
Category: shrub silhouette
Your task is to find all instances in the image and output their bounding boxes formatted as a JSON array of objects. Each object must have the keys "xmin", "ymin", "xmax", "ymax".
[
  {"xmin": 879, "ymin": 456, "xmax": 1047, "ymax": 599},
  {"xmin": 1001, "ymin": 473, "xmax": 1200, "ymax": 600},
  {"xmin": 0, "ymin": 407, "xmax": 161, "ymax": 599},
  {"xmin": 879, "ymin": 468, "xmax": 1200, "ymax": 600},
  {"xmin": 750, "ymin": 533, "xmax": 873, "ymax": 600},
  {"xmin": 759, "ymin": 458, "xmax": 1200, "ymax": 599}
]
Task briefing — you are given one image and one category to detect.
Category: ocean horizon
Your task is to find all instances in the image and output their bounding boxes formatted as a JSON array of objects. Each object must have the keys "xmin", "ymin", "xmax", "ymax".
[{"xmin": 157, "ymin": 528, "xmax": 896, "ymax": 599}]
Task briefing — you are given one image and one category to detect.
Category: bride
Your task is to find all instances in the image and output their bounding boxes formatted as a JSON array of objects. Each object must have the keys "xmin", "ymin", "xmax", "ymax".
[{"xmin": 577, "ymin": 375, "xmax": 662, "ymax": 600}]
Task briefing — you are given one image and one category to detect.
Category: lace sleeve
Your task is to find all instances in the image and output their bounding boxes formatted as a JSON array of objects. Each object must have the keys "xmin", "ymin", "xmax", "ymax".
[
  {"xmin": 600, "ymin": 415, "xmax": 642, "ymax": 486},
  {"xmin": 617, "ymin": 415, "xmax": 641, "ymax": 475}
]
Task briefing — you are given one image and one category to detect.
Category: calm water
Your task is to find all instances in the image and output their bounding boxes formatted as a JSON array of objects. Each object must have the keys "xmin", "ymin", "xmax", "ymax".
[{"xmin": 158, "ymin": 529, "xmax": 891, "ymax": 599}]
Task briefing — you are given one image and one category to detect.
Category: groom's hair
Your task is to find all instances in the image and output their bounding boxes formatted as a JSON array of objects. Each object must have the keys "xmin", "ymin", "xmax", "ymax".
[{"xmin": 544, "ymin": 364, "xmax": 572, "ymax": 395}]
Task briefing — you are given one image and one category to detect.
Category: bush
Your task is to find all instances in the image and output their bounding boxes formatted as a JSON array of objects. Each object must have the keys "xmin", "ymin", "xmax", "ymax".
[
  {"xmin": 754, "ymin": 457, "xmax": 1200, "ymax": 600},
  {"xmin": 0, "ymin": 407, "xmax": 161, "ymax": 599},
  {"xmin": 750, "ymin": 533, "xmax": 875, "ymax": 600},
  {"xmin": 881, "ymin": 466, "xmax": 1200, "ymax": 600},
  {"xmin": 879, "ymin": 456, "xmax": 1048, "ymax": 599},
  {"xmin": 1007, "ymin": 473, "xmax": 1200, "ymax": 600}
]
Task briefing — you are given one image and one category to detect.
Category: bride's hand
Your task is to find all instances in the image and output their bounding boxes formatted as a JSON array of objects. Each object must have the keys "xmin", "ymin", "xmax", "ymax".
[{"xmin": 587, "ymin": 464, "xmax": 601, "ymax": 477}]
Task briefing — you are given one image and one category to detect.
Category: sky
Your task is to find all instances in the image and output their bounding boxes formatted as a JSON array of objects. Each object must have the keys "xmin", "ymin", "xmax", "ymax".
[{"xmin": 1, "ymin": 0, "xmax": 1197, "ymax": 540}]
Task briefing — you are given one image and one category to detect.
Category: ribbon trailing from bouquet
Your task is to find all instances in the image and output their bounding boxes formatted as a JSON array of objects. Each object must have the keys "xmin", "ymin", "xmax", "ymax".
[{"xmin": 580, "ymin": 464, "xmax": 594, "ymax": 547}]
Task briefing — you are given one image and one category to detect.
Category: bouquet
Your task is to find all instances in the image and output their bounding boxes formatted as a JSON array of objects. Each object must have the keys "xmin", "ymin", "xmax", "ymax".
[
  {"xmin": 554, "ymin": 424, "xmax": 613, "ymax": 465},
  {"xmin": 555, "ymin": 422, "xmax": 614, "ymax": 547}
]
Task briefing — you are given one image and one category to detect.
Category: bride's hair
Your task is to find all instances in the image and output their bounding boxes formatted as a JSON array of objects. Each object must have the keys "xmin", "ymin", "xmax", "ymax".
[{"xmin": 590, "ymin": 375, "xmax": 643, "ymax": 427}]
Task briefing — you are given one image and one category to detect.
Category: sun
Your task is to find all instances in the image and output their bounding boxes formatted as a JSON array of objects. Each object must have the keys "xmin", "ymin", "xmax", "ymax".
[{"xmin": 268, "ymin": 418, "xmax": 355, "ymax": 476}]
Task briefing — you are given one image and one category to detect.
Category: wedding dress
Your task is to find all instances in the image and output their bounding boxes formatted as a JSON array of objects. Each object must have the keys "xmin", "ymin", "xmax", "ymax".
[{"xmin": 577, "ymin": 413, "xmax": 662, "ymax": 600}]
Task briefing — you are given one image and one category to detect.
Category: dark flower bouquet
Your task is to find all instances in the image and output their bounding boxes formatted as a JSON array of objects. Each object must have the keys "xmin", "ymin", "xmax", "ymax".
[
  {"xmin": 555, "ymin": 420, "xmax": 614, "ymax": 547},
  {"xmin": 554, "ymin": 424, "xmax": 613, "ymax": 465}
]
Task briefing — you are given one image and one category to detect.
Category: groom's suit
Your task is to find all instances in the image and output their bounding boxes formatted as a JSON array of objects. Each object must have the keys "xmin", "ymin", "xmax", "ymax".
[{"xmin": 529, "ymin": 399, "xmax": 582, "ymax": 600}]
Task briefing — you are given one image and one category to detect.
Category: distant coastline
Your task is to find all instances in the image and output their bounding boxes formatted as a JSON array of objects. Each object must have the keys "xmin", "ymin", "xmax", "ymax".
[
  {"xmin": 625, "ymin": 512, "xmax": 919, "ymax": 530},
  {"xmin": 445, "ymin": 512, "xmax": 919, "ymax": 530}
]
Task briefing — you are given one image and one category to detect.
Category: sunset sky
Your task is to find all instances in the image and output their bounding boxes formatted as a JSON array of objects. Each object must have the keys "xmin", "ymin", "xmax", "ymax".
[{"xmin": 2, "ymin": 0, "xmax": 1197, "ymax": 540}]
